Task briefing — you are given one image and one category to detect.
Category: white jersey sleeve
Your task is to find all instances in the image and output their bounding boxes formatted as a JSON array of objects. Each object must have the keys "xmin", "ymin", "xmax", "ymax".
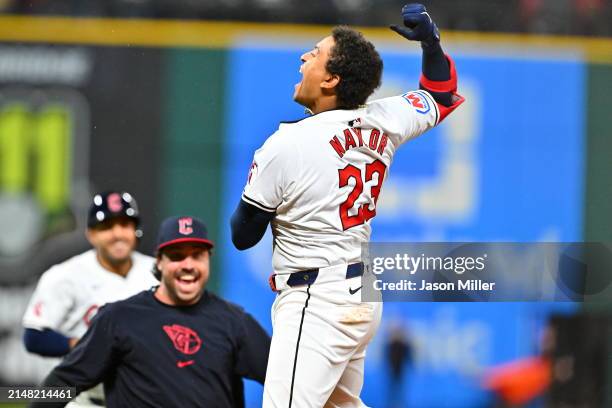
[
  {"xmin": 367, "ymin": 90, "xmax": 440, "ymax": 147},
  {"xmin": 242, "ymin": 131, "xmax": 299, "ymax": 213},
  {"xmin": 23, "ymin": 266, "xmax": 74, "ymax": 331}
]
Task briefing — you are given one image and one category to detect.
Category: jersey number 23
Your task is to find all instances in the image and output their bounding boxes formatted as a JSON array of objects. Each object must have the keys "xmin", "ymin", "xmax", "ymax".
[{"xmin": 338, "ymin": 159, "xmax": 387, "ymax": 230}]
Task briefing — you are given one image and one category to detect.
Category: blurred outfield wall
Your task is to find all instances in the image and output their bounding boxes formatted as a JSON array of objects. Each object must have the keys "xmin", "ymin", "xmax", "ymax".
[{"xmin": 0, "ymin": 17, "xmax": 610, "ymax": 407}]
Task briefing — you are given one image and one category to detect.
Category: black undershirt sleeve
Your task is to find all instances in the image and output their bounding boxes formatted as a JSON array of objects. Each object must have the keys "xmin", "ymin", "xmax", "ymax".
[
  {"xmin": 420, "ymin": 41, "xmax": 453, "ymax": 107},
  {"xmin": 422, "ymin": 41, "xmax": 449, "ymax": 81},
  {"xmin": 230, "ymin": 199, "xmax": 275, "ymax": 250},
  {"xmin": 23, "ymin": 327, "xmax": 71, "ymax": 357}
]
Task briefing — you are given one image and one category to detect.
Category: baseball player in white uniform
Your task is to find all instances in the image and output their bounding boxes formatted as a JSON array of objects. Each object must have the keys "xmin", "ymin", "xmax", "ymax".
[
  {"xmin": 230, "ymin": 4, "xmax": 464, "ymax": 407},
  {"xmin": 22, "ymin": 191, "xmax": 158, "ymax": 407}
]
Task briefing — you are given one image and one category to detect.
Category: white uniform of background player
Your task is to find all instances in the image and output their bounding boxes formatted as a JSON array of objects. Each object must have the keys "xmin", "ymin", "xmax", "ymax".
[
  {"xmin": 23, "ymin": 191, "xmax": 158, "ymax": 407},
  {"xmin": 232, "ymin": 11, "xmax": 464, "ymax": 408}
]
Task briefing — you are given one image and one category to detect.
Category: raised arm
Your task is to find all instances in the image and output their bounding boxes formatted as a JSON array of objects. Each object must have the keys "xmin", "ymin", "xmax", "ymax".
[{"xmin": 391, "ymin": 3, "xmax": 464, "ymax": 121}]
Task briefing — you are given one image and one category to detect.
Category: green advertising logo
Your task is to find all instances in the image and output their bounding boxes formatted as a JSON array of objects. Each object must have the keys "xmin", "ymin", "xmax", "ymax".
[
  {"xmin": 0, "ymin": 101, "xmax": 76, "ymax": 258},
  {"xmin": 0, "ymin": 103, "xmax": 71, "ymax": 211}
]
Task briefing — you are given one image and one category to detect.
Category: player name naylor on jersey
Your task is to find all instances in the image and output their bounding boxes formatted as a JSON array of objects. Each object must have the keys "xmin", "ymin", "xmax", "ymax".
[{"xmin": 329, "ymin": 127, "xmax": 389, "ymax": 158}]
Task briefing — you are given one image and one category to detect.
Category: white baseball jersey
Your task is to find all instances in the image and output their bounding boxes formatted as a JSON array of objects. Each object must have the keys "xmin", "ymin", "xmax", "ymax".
[
  {"xmin": 23, "ymin": 249, "xmax": 158, "ymax": 336},
  {"xmin": 243, "ymin": 91, "xmax": 440, "ymax": 274},
  {"xmin": 23, "ymin": 249, "xmax": 158, "ymax": 407}
]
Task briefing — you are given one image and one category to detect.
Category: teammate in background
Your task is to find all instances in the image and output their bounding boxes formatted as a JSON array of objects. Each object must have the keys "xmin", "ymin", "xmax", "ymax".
[
  {"xmin": 22, "ymin": 191, "xmax": 158, "ymax": 407},
  {"xmin": 230, "ymin": 3, "xmax": 464, "ymax": 407},
  {"xmin": 30, "ymin": 215, "xmax": 271, "ymax": 408}
]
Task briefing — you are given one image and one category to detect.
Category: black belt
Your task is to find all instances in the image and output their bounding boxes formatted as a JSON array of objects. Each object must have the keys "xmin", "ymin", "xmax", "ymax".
[{"xmin": 285, "ymin": 262, "xmax": 364, "ymax": 287}]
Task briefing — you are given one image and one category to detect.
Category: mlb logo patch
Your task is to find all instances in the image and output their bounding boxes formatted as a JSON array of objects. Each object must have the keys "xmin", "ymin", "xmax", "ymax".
[{"xmin": 402, "ymin": 91, "xmax": 431, "ymax": 114}]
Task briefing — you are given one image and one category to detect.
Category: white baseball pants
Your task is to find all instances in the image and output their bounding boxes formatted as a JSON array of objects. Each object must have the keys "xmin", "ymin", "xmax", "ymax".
[{"xmin": 263, "ymin": 266, "xmax": 382, "ymax": 408}]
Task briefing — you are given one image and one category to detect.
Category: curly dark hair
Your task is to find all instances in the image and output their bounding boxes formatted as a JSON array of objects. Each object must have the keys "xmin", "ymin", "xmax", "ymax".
[{"xmin": 327, "ymin": 26, "xmax": 383, "ymax": 109}]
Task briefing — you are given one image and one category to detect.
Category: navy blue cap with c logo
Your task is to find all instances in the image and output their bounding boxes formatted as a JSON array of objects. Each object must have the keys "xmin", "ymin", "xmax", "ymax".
[{"xmin": 156, "ymin": 216, "xmax": 214, "ymax": 252}]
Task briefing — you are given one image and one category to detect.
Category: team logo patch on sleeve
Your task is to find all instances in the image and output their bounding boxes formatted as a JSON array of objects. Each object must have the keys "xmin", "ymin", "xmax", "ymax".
[
  {"xmin": 247, "ymin": 161, "xmax": 258, "ymax": 185},
  {"xmin": 83, "ymin": 305, "xmax": 100, "ymax": 326},
  {"xmin": 33, "ymin": 301, "xmax": 43, "ymax": 317},
  {"xmin": 401, "ymin": 91, "xmax": 431, "ymax": 114}
]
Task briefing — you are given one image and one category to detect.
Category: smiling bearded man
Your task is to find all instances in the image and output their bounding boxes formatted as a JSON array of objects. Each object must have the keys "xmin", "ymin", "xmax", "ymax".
[{"xmin": 31, "ymin": 216, "xmax": 271, "ymax": 408}]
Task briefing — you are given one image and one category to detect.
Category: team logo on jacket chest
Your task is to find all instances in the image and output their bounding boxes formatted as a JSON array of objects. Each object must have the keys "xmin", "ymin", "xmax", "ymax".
[
  {"xmin": 163, "ymin": 324, "xmax": 202, "ymax": 355},
  {"xmin": 329, "ymin": 127, "xmax": 388, "ymax": 158}
]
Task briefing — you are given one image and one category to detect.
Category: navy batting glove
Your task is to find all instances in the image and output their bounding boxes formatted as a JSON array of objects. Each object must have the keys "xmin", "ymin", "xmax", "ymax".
[{"xmin": 390, "ymin": 3, "xmax": 440, "ymax": 45}]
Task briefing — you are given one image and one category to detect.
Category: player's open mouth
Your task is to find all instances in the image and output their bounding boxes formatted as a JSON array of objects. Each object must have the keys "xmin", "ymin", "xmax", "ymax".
[
  {"xmin": 295, "ymin": 66, "xmax": 304, "ymax": 89},
  {"xmin": 176, "ymin": 274, "xmax": 199, "ymax": 291}
]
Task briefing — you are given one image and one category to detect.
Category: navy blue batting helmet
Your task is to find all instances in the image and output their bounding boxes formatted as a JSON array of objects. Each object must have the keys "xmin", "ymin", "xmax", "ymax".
[{"xmin": 87, "ymin": 191, "xmax": 140, "ymax": 231}]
